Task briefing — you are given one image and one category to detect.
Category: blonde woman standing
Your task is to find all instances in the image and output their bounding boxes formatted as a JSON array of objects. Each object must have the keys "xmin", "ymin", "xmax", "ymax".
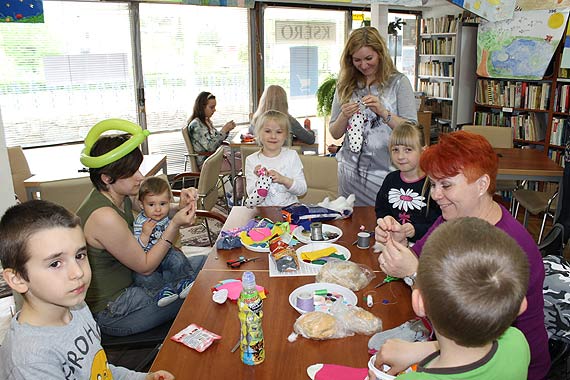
[{"xmin": 329, "ymin": 27, "xmax": 417, "ymax": 206}]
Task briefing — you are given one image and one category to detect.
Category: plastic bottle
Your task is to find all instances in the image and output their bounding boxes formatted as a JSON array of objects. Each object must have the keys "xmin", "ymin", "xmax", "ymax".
[{"xmin": 238, "ymin": 271, "xmax": 265, "ymax": 365}]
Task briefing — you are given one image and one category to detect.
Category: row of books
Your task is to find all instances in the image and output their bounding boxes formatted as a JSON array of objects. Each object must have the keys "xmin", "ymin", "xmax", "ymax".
[
  {"xmin": 548, "ymin": 149, "xmax": 567, "ymax": 167},
  {"xmin": 472, "ymin": 111, "xmax": 546, "ymax": 142},
  {"xmin": 420, "ymin": 14, "xmax": 461, "ymax": 34},
  {"xmin": 419, "ymin": 38, "xmax": 456, "ymax": 55},
  {"xmin": 558, "ymin": 67, "xmax": 570, "ymax": 79},
  {"xmin": 550, "ymin": 117, "xmax": 570, "ymax": 146},
  {"xmin": 418, "ymin": 61, "xmax": 454, "ymax": 77},
  {"xmin": 553, "ymin": 84, "xmax": 570, "ymax": 113},
  {"xmin": 418, "ymin": 80, "xmax": 453, "ymax": 99},
  {"xmin": 475, "ymin": 79, "xmax": 551, "ymax": 110}
]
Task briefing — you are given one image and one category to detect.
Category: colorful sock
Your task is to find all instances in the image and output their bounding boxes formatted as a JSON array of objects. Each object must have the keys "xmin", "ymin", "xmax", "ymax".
[
  {"xmin": 156, "ymin": 286, "xmax": 178, "ymax": 307},
  {"xmin": 347, "ymin": 112, "xmax": 365, "ymax": 153},
  {"xmin": 244, "ymin": 168, "xmax": 272, "ymax": 208},
  {"xmin": 307, "ymin": 364, "xmax": 368, "ymax": 380}
]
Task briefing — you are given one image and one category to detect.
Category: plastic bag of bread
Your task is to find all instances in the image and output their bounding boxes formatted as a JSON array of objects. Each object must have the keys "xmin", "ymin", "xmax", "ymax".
[
  {"xmin": 293, "ymin": 311, "xmax": 352, "ymax": 340},
  {"xmin": 331, "ymin": 301, "xmax": 383, "ymax": 335},
  {"xmin": 316, "ymin": 260, "xmax": 375, "ymax": 291}
]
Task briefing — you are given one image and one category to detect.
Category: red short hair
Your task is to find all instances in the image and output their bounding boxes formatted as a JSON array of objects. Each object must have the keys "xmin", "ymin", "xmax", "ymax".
[{"xmin": 420, "ymin": 131, "xmax": 498, "ymax": 194}]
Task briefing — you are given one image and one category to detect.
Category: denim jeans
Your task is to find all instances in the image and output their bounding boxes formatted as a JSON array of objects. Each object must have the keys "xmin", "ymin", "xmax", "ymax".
[
  {"xmin": 94, "ymin": 254, "xmax": 207, "ymax": 336},
  {"xmin": 132, "ymin": 247, "xmax": 196, "ymax": 296}
]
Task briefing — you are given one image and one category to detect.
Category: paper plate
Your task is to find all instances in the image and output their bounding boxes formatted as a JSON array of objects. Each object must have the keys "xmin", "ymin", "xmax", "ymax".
[
  {"xmin": 292, "ymin": 224, "xmax": 342, "ymax": 244},
  {"xmin": 288, "ymin": 282, "xmax": 357, "ymax": 314},
  {"xmin": 296, "ymin": 243, "xmax": 350, "ymax": 267},
  {"xmin": 241, "ymin": 241, "xmax": 269, "ymax": 253}
]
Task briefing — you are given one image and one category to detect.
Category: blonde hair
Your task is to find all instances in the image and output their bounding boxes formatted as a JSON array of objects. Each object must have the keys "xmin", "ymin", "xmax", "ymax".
[
  {"xmin": 254, "ymin": 110, "xmax": 291, "ymax": 147},
  {"xmin": 390, "ymin": 121, "xmax": 425, "ymax": 151},
  {"xmin": 337, "ymin": 27, "xmax": 398, "ymax": 104},
  {"xmin": 251, "ymin": 85, "xmax": 289, "ymax": 127}
]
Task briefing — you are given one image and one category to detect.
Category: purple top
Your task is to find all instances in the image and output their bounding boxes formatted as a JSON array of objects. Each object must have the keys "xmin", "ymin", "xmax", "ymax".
[{"xmin": 412, "ymin": 204, "xmax": 549, "ymax": 380}]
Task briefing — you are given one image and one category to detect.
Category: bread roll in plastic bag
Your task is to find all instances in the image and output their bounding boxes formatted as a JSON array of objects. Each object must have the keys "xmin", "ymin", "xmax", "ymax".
[{"xmin": 316, "ymin": 260, "xmax": 375, "ymax": 291}]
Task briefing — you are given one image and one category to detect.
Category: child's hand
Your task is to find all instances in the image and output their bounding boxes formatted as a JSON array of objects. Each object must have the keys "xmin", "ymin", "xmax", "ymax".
[
  {"xmin": 402, "ymin": 223, "xmax": 416, "ymax": 239},
  {"xmin": 142, "ymin": 220, "xmax": 156, "ymax": 235},
  {"xmin": 146, "ymin": 370, "xmax": 175, "ymax": 380},
  {"xmin": 254, "ymin": 165, "xmax": 263, "ymax": 176},
  {"xmin": 222, "ymin": 120, "xmax": 236, "ymax": 134},
  {"xmin": 375, "ymin": 216, "xmax": 406, "ymax": 245},
  {"xmin": 267, "ymin": 169, "xmax": 293, "ymax": 188},
  {"xmin": 367, "ymin": 369, "xmax": 378, "ymax": 380}
]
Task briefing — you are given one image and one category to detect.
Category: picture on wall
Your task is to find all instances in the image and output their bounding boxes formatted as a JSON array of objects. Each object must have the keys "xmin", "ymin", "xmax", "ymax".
[
  {"xmin": 0, "ymin": 0, "xmax": 43, "ymax": 23},
  {"xmin": 477, "ymin": 9, "xmax": 569, "ymax": 79},
  {"xmin": 451, "ymin": 0, "xmax": 516, "ymax": 22}
]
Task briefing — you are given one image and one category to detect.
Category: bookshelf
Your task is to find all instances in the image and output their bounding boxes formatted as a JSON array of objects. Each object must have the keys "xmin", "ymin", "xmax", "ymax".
[
  {"xmin": 417, "ymin": 15, "xmax": 478, "ymax": 133},
  {"xmin": 473, "ymin": 42, "xmax": 569, "ymax": 166}
]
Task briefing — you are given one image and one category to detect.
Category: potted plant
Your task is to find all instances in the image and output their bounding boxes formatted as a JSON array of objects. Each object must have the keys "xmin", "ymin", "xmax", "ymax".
[
  {"xmin": 316, "ymin": 74, "xmax": 338, "ymax": 149},
  {"xmin": 388, "ymin": 18, "xmax": 406, "ymax": 64}
]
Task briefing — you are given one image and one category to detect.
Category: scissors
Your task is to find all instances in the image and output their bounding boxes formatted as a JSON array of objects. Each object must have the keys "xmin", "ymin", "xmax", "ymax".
[
  {"xmin": 226, "ymin": 256, "xmax": 261, "ymax": 268},
  {"xmin": 374, "ymin": 275, "xmax": 400, "ymax": 288}
]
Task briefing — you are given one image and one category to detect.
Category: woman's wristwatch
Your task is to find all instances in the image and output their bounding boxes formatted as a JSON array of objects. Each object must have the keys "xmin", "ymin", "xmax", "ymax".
[{"xmin": 404, "ymin": 272, "xmax": 417, "ymax": 287}]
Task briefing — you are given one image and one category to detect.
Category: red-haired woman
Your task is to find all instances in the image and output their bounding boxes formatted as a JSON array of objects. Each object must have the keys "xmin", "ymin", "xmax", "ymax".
[{"xmin": 373, "ymin": 131, "xmax": 549, "ymax": 380}]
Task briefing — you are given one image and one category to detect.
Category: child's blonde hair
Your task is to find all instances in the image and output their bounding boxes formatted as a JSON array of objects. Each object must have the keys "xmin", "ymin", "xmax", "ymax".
[
  {"xmin": 254, "ymin": 110, "xmax": 291, "ymax": 147},
  {"xmin": 390, "ymin": 121, "xmax": 425, "ymax": 151},
  {"xmin": 138, "ymin": 176, "xmax": 172, "ymax": 203}
]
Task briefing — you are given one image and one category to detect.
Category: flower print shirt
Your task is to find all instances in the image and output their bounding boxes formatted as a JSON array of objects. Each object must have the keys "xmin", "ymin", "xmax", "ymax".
[
  {"xmin": 187, "ymin": 117, "xmax": 228, "ymax": 167},
  {"xmin": 374, "ymin": 170, "xmax": 441, "ymax": 242}
]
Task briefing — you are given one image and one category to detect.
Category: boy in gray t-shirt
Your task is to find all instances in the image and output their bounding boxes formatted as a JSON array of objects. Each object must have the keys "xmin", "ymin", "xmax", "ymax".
[{"xmin": 0, "ymin": 200, "xmax": 173, "ymax": 380}]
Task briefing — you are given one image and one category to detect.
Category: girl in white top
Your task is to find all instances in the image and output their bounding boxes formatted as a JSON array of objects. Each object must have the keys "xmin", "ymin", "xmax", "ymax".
[{"xmin": 245, "ymin": 110, "xmax": 307, "ymax": 206}]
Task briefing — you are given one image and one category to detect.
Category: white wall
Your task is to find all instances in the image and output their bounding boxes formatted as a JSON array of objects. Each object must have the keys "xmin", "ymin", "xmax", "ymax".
[{"xmin": 0, "ymin": 106, "xmax": 16, "ymax": 216}]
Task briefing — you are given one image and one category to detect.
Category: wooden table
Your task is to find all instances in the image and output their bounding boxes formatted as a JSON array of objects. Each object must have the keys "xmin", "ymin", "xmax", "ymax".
[
  {"xmin": 495, "ymin": 148, "xmax": 564, "ymax": 218},
  {"xmin": 150, "ymin": 270, "xmax": 414, "ymax": 379},
  {"xmin": 205, "ymin": 206, "xmax": 380, "ymax": 272},
  {"xmin": 24, "ymin": 154, "xmax": 167, "ymax": 200}
]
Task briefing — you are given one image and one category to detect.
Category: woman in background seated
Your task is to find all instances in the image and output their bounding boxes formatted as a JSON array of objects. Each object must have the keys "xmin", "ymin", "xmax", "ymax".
[
  {"xmin": 187, "ymin": 91, "xmax": 237, "ymax": 169},
  {"xmin": 249, "ymin": 84, "xmax": 315, "ymax": 145},
  {"xmin": 374, "ymin": 131, "xmax": 549, "ymax": 380}
]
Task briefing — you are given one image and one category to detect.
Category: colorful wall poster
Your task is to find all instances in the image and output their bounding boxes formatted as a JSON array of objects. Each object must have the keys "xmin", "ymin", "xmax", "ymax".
[
  {"xmin": 1, "ymin": 0, "xmax": 43, "ymax": 23},
  {"xmin": 183, "ymin": 0, "xmax": 254, "ymax": 7},
  {"xmin": 516, "ymin": 0, "xmax": 570, "ymax": 11},
  {"xmin": 560, "ymin": 19, "xmax": 570, "ymax": 68},
  {"xmin": 451, "ymin": 0, "xmax": 516, "ymax": 22},
  {"xmin": 477, "ymin": 9, "xmax": 569, "ymax": 79}
]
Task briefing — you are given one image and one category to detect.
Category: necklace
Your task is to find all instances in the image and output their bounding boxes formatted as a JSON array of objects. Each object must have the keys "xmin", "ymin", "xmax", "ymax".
[
  {"xmin": 480, "ymin": 199, "xmax": 500, "ymax": 225},
  {"xmin": 102, "ymin": 191, "xmax": 124, "ymax": 210}
]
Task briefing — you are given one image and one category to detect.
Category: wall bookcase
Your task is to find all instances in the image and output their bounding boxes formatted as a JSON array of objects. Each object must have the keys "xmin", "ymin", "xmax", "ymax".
[
  {"xmin": 472, "ymin": 42, "xmax": 569, "ymax": 166},
  {"xmin": 418, "ymin": 15, "xmax": 478, "ymax": 133}
]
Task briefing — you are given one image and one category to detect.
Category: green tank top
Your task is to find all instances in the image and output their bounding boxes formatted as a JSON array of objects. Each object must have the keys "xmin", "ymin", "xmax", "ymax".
[{"xmin": 76, "ymin": 189, "xmax": 135, "ymax": 313}]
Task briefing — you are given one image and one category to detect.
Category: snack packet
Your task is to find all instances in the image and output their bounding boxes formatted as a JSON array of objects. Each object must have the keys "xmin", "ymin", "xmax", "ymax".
[
  {"xmin": 171, "ymin": 323, "xmax": 221, "ymax": 352},
  {"xmin": 268, "ymin": 234, "xmax": 299, "ymax": 272}
]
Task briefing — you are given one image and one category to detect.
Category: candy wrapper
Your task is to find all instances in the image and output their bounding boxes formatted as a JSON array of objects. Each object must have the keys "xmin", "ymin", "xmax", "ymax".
[
  {"xmin": 171, "ymin": 323, "xmax": 221, "ymax": 352},
  {"xmin": 268, "ymin": 234, "xmax": 299, "ymax": 272}
]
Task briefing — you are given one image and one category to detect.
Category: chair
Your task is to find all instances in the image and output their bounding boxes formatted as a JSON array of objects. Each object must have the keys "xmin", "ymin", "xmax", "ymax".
[
  {"xmin": 171, "ymin": 146, "xmax": 225, "ymax": 245},
  {"xmin": 38, "ymin": 177, "xmax": 93, "ymax": 213},
  {"xmin": 181, "ymin": 126, "xmax": 231, "ymax": 208},
  {"xmin": 462, "ymin": 125, "xmax": 519, "ymax": 210},
  {"xmin": 298, "ymin": 155, "xmax": 338, "ymax": 204},
  {"xmin": 513, "ymin": 186, "xmax": 558, "ymax": 244},
  {"xmin": 7, "ymin": 146, "xmax": 32, "ymax": 202}
]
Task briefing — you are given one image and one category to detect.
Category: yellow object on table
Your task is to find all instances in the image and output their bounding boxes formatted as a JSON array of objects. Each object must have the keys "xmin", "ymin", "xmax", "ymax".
[{"xmin": 301, "ymin": 247, "xmax": 337, "ymax": 262}]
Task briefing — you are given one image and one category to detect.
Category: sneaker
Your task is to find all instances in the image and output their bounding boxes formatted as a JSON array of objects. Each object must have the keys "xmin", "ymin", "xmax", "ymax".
[
  {"xmin": 177, "ymin": 279, "xmax": 195, "ymax": 299},
  {"xmin": 156, "ymin": 286, "xmax": 178, "ymax": 307}
]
